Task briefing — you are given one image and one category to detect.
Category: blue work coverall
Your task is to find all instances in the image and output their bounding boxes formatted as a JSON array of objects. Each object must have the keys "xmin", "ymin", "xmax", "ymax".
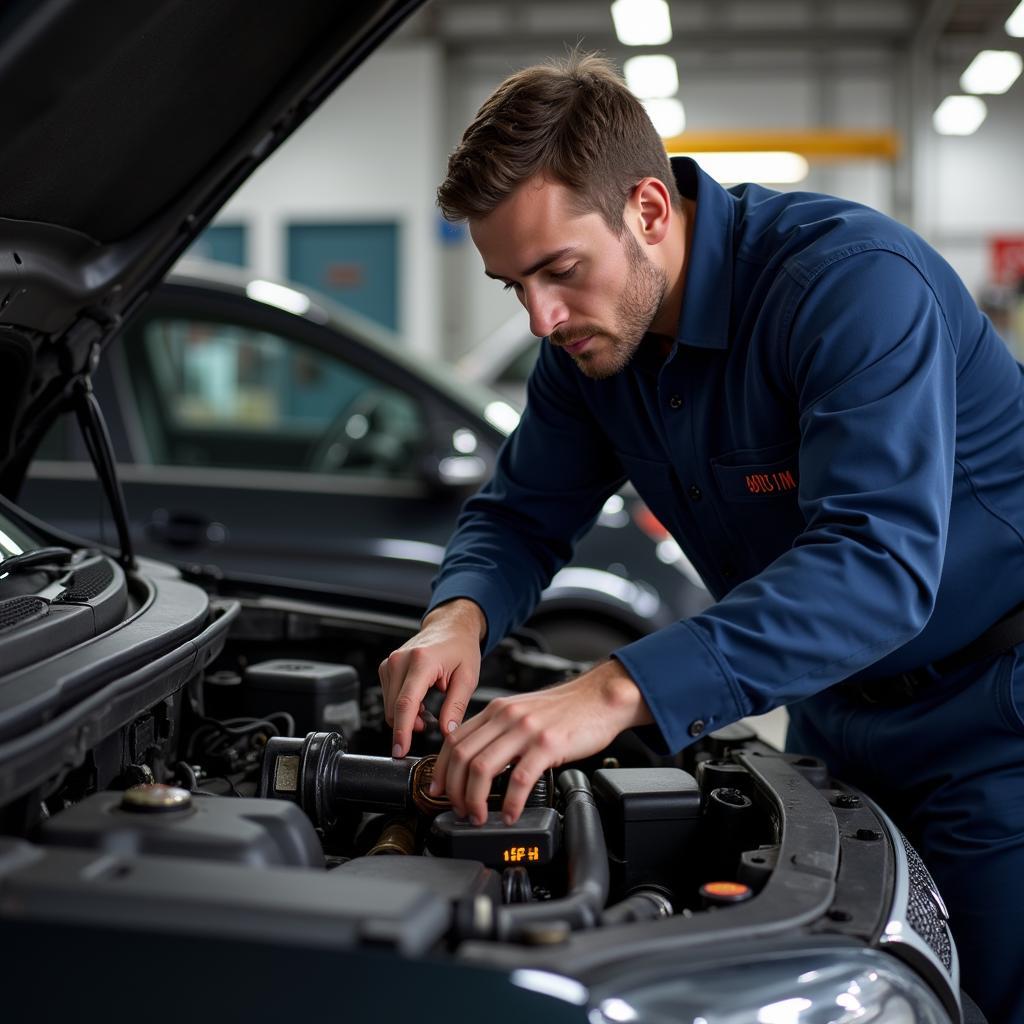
[{"xmin": 429, "ymin": 158, "xmax": 1024, "ymax": 1021}]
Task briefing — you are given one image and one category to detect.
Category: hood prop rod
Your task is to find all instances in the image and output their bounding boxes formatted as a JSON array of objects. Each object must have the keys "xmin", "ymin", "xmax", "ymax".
[{"xmin": 72, "ymin": 372, "xmax": 135, "ymax": 572}]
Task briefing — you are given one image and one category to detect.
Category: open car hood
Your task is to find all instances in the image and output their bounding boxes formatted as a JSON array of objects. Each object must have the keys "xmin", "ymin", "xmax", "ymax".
[{"xmin": 0, "ymin": 0, "xmax": 423, "ymax": 493}]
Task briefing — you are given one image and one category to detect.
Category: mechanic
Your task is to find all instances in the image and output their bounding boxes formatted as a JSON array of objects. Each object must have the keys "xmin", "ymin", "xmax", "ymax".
[{"xmin": 378, "ymin": 54, "xmax": 1024, "ymax": 1020}]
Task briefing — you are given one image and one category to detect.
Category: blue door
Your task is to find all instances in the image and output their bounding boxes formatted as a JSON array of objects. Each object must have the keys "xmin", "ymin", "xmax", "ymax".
[
  {"xmin": 187, "ymin": 223, "xmax": 248, "ymax": 267},
  {"xmin": 287, "ymin": 222, "xmax": 399, "ymax": 332}
]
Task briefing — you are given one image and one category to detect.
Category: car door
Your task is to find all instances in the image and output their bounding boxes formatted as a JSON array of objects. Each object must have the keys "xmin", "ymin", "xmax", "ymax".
[{"xmin": 20, "ymin": 282, "xmax": 492, "ymax": 603}]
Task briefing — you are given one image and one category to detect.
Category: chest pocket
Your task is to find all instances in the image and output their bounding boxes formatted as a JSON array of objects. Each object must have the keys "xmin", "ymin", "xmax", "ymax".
[
  {"xmin": 710, "ymin": 440, "xmax": 801, "ymax": 504},
  {"xmin": 710, "ymin": 440, "xmax": 805, "ymax": 568}
]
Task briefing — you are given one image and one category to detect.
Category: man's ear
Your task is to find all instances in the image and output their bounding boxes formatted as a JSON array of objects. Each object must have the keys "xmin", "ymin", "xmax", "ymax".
[{"xmin": 627, "ymin": 177, "xmax": 673, "ymax": 245}]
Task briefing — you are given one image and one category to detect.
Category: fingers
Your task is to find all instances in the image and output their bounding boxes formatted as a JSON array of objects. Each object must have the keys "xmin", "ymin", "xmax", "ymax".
[
  {"xmin": 499, "ymin": 749, "xmax": 551, "ymax": 824},
  {"xmin": 438, "ymin": 661, "xmax": 476, "ymax": 736},
  {"xmin": 386, "ymin": 651, "xmax": 443, "ymax": 758},
  {"xmin": 456, "ymin": 707, "xmax": 555, "ymax": 826},
  {"xmin": 448, "ymin": 723, "xmax": 513, "ymax": 823},
  {"xmin": 434, "ymin": 699, "xmax": 537, "ymax": 824},
  {"xmin": 430, "ymin": 707, "xmax": 487, "ymax": 810},
  {"xmin": 376, "ymin": 614, "xmax": 482, "ymax": 759}
]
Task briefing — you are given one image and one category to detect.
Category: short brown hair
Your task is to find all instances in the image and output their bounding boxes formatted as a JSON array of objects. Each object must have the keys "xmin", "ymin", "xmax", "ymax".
[{"xmin": 437, "ymin": 52, "xmax": 681, "ymax": 233}]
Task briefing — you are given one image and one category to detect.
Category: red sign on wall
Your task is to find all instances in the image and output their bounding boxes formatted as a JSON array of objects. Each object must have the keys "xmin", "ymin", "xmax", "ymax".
[{"xmin": 991, "ymin": 236, "xmax": 1024, "ymax": 285}]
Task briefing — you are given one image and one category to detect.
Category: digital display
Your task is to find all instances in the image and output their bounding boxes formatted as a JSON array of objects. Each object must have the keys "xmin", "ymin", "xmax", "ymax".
[
  {"xmin": 503, "ymin": 845, "xmax": 541, "ymax": 863},
  {"xmin": 430, "ymin": 807, "xmax": 559, "ymax": 867}
]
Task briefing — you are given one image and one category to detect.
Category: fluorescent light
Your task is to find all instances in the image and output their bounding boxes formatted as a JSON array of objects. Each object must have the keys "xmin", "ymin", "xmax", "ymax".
[
  {"xmin": 1006, "ymin": 0, "xmax": 1024, "ymax": 37},
  {"xmin": 245, "ymin": 279, "xmax": 311, "ymax": 316},
  {"xmin": 643, "ymin": 97, "xmax": 685, "ymax": 137},
  {"xmin": 677, "ymin": 151, "xmax": 809, "ymax": 185},
  {"xmin": 960, "ymin": 50, "xmax": 1023, "ymax": 94},
  {"xmin": 610, "ymin": 0, "xmax": 672, "ymax": 46},
  {"xmin": 624, "ymin": 55, "xmax": 678, "ymax": 98},
  {"xmin": 933, "ymin": 95, "xmax": 988, "ymax": 135}
]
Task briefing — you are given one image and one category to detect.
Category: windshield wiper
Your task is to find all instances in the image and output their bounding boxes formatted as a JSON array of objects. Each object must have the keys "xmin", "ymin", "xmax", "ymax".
[{"xmin": 0, "ymin": 547, "xmax": 73, "ymax": 577}]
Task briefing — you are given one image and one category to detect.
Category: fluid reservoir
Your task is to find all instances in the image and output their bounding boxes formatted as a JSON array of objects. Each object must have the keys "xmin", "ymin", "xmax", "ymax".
[{"xmin": 37, "ymin": 785, "xmax": 324, "ymax": 868}]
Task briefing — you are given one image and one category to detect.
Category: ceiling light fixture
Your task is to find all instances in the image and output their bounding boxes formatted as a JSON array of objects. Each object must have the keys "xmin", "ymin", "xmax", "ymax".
[
  {"xmin": 673, "ymin": 151, "xmax": 809, "ymax": 185},
  {"xmin": 960, "ymin": 50, "xmax": 1023, "ymax": 94},
  {"xmin": 610, "ymin": 0, "xmax": 672, "ymax": 46},
  {"xmin": 932, "ymin": 95, "xmax": 988, "ymax": 135},
  {"xmin": 1006, "ymin": 0, "xmax": 1024, "ymax": 37},
  {"xmin": 643, "ymin": 97, "xmax": 685, "ymax": 137},
  {"xmin": 624, "ymin": 55, "xmax": 679, "ymax": 98}
]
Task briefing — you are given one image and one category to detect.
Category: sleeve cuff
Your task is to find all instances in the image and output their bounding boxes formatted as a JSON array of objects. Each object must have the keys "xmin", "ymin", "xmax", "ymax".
[
  {"xmin": 613, "ymin": 620, "xmax": 747, "ymax": 754},
  {"xmin": 427, "ymin": 573, "xmax": 516, "ymax": 655}
]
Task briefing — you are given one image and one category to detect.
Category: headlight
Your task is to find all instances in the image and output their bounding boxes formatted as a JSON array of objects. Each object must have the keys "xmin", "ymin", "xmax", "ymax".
[{"xmin": 585, "ymin": 945, "xmax": 954, "ymax": 1023}]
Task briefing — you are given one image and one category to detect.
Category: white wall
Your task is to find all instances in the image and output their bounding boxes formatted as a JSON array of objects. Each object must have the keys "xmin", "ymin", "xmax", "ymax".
[
  {"xmin": 929, "ymin": 89, "xmax": 1024, "ymax": 296},
  {"xmin": 214, "ymin": 41, "xmax": 445, "ymax": 359},
  {"xmin": 202, "ymin": 33, "xmax": 1024, "ymax": 361}
]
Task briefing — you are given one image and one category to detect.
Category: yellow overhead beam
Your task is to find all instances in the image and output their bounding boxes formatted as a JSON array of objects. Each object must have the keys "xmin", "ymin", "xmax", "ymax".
[{"xmin": 663, "ymin": 130, "xmax": 901, "ymax": 161}]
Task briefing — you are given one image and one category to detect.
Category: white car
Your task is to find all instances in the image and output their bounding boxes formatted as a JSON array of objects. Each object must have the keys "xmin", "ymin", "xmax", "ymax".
[{"xmin": 456, "ymin": 309, "xmax": 537, "ymax": 408}]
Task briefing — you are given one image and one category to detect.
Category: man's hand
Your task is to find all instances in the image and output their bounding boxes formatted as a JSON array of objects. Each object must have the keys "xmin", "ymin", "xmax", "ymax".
[
  {"xmin": 430, "ymin": 659, "xmax": 654, "ymax": 825},
  {"xmin": 378, "ymin": 598, "xmax": 486, "ymax": 758}
]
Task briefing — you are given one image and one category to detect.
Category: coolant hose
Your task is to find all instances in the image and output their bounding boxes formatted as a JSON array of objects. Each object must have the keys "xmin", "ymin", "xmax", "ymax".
[
  {"xmin": 600, "ymin": 888, "xmax": 673, "ymax": 926},
  {"xmin": 494, "ymin": 770, "xmax": 609, "ymax": 942}
]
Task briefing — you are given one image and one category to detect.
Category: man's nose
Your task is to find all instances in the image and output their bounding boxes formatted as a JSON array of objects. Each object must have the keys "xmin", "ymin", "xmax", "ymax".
[{"xmin": 525, "ymin": 287, "xmax": 568, "ymax": 339}]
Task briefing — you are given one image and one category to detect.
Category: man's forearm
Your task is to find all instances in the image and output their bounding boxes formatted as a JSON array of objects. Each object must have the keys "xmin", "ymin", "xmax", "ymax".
[
  {"xmin": 592, "ymin": 658, "xmax": 656, "ymax": 731},
  {"xmin": 422, "ymin": 597, "xmax": 488, "ymax": 644}
]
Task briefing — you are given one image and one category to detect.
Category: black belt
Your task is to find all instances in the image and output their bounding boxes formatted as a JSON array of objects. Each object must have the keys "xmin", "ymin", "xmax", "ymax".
[{"xmin": 840, "ymin": 601, "xmax": 1024, "ymax": 706}]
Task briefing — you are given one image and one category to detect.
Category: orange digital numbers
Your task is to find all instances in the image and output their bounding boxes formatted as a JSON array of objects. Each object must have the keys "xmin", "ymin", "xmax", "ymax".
[{"xmin": 503, "ymin": 846, "xmax": 540, "ymax": 863}]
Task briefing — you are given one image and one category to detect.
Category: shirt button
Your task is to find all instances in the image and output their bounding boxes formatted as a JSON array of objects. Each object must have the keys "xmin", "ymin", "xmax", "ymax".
[
  {"xmin": 669, "ymin": 394, "xmax": 683, "ymax": 409},
  {"xmin": 688, "ymin": 719, "xmax": 706, "ymax": 738},
  {"xmin": 688, "ymin": 485, "xmax": 702, "ymax": 501},
  {"xmin": 722, "ymin": 564, "xmax": 735, "ymax": 580}
]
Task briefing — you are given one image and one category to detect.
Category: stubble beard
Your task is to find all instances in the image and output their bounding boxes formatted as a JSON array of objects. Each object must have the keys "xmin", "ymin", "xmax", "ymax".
[{"xmin": 556, "ymin": 231, "xmax": 667, "ymax": 381}]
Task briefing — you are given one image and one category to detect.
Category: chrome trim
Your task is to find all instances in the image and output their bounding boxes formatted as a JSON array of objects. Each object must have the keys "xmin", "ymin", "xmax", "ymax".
[
  {"xmin": 27, "ymin": 460, "xmax": 426, "ymax": 498},
  {"xmin": 865, "ymin": 794, "xmax": 961, "ymax": 1018}
]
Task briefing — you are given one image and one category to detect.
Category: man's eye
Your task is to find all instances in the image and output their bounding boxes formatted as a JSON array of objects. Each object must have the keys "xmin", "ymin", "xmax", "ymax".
[
  {"xmin": 551, "ymin": 264, "xmax": 578, "ymax": 281},
  {"xmin": 501, "ymin": 281, "xmax": 522, "ymax": 293}
]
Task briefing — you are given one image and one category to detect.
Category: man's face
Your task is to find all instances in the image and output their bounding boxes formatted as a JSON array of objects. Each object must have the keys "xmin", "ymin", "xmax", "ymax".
[{"xmin": 470, "ymin": 174, "xmax": 667, "ymax": 380}]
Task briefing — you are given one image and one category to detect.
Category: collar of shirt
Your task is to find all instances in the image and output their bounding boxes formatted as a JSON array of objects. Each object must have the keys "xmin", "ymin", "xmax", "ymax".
[{"xmin": 670, "ymin": 156, "xmax": 736, "ymax": 353}]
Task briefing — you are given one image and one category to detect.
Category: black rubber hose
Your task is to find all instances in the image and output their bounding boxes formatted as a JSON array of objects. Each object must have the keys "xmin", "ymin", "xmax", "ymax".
[
  {"xmin": 494, "ymin": 770, "xmax": 609, "ymax": 942},
  {"xmin": 600, "ymin": 888, "xmax": 673, "ymax": 927}
]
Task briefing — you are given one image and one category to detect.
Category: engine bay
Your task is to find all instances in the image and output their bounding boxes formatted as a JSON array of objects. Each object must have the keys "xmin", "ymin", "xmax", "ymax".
[{"xmin": 0, "ymin": 569, "xmax": 962, "ymax": 1023}]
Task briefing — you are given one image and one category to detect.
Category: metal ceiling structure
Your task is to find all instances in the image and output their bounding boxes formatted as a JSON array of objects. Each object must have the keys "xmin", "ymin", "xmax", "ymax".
[
  {"xmin": 399, "ymin": 0, "xmax": 1021, "ymax": 68},
  {"xmin": 395, "ymin": 1, "xmax": 1021, "ymax": 231}
]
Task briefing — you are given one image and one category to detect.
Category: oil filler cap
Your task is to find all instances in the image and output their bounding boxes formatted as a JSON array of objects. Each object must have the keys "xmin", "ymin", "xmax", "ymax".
[
  {"xmin": 120, "ymin": 784, "xmax": 193, "ymax": 813},
  {"xmin": 699, "ymin": 880, "xmax": 753, "ymax": 907}
]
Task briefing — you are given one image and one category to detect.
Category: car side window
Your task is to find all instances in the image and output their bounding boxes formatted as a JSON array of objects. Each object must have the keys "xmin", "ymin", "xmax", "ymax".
[{"xmin": 123, "ymin": 316, "xmax": 426, "ymax": 478}]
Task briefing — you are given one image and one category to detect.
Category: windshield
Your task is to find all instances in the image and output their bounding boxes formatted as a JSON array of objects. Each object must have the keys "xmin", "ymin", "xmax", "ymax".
[{"xmin": 0, "ymin": 509, "xmax": 39, "ymax": 561}]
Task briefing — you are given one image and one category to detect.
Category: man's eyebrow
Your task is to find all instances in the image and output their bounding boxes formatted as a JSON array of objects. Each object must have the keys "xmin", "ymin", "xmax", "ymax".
[{"xmin": 484, "ymin": 246, "xmax": 579, "ymax": 281}]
